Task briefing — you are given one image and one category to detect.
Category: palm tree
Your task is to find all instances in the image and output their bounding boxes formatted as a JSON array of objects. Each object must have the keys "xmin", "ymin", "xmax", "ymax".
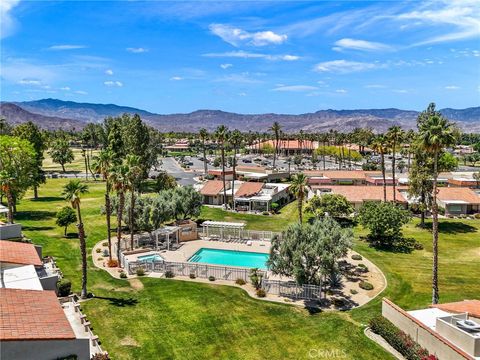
[
  {"xmin": 199, "ymin": 128, "xmax": 209, "ymax": 175},
  {"xmin": 418, "ymin": 114, "xmax": 457, "ymax": 304},
  {"xmin": 126, "ymin": 155, "xmax": 142, "ymax": 250},
  {"xmin": 289, "ymin": 173, "xmax": 308, "ymax": 224},
  {"xmin": 92, "ymin": 149, "xmax": 113, "ymax": 260},
  {"xmin": 215, "ymin": 125, "xmax": 229, "ymax": 209},
  {"xmin": 62, "ymin": 180, "xmax": 89, "ymax": 298},
  {"xmin": 270, "ymin": 122, "xmax": 281, "ymax": 168},
  {"xmin": 371, "ymin": 135, "xmax": 388, "ymax": 201},
  {"xmin": 109, "ymin": 163, "xmax": 129, "ymax": 263},
  {"xmin": 386, "ymin": 126, "xmax": 404, "ymax": 202},
  {"xmin": 230, "ymin": 130, "xmax": 243, "ymax": 209}
]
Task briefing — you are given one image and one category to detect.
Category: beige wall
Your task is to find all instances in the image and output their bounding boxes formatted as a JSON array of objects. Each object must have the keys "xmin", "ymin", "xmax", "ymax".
[{"xmin": 1, "ymin": 338, "xmax": 90, "ymax": 360}]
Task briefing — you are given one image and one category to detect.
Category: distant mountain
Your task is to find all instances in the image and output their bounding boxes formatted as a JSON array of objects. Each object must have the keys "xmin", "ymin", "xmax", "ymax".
[{"xmin": 2, "ymin": 98, "xmax": 480, "ymax": 133}]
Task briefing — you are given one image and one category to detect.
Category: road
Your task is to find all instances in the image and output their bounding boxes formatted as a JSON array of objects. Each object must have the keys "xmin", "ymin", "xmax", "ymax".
[{"xmin": 157, "ymin": 157, "xmax": 198, "ymax": 186}]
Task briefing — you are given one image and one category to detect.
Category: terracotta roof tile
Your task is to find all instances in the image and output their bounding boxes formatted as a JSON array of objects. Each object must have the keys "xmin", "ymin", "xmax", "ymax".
[
  {"xmin": 304, "ymin": 170, "xmax": 368, "ymax": 180},
  {"xmin": 0, "ymin": 240, "xmax": 42, "ymax": 266},
  {"xmin": 200, "ymin": 180, "xmax": 224, "ymax": 196},
  {"xmin": 311, "ymin": 185, "xmax": 407, "ymax": 203},
  {"xmin": 431, "ymin": 300, "xmax": 480, "ymax": 319},
  {"xmin": 0, "ymin": 288, "xmax": 76, "ymax": 340},
  {"xmin": 235, "ymin": 182, "xmax": 264, "ymax": 198},
  {"xmin": 437, "ymin": 187, "xmax": 480, "ymax": 204}
]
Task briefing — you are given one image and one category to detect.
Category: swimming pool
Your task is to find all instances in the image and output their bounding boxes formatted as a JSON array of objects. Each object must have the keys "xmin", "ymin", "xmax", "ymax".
[
  {"xmin": 188, "ymin": 248, "xmax": 269, "ymax": 270},
  {"xmin": 137, "ymin": 253, "xmax": 163, "ymax": 262}
]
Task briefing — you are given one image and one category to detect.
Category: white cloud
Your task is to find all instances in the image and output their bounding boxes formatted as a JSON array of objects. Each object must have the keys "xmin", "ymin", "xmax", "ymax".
[
  {"xmin": 48, "ymin": 44, "xmax": 87, "ymax": 50},
  {"xmin": 214, "ymin": 72, "xmax": 263, "ymax": 84},
  {"xmin": 126, "ymin": 47, "xmax": 148, "ymax": 53},
  {"xmin": 393, "ymin": 89, "xmax": 408, "ymax": 94},
  {"xmin": 220, "ymin": 63, "xmax": 233, "ymax": 69},
  {"xmin": 103, "ymin": 80, "xmax": 123, "ymax": 87},
  {"xmin": 18, "ymin": 79, "xmax": 42, "ymax": 86},
  {"xmin": 335, "ymin": 89, "xmax": 348, "ymax": 93},
  {"xmin": 365, "ymin": 84, "xmax": 386, "ymax": 89},
  {"xmin": 273, "ymin": 85, "xmax": 318, "ymax": 92},
  {"xmin": 333, "ymin": 38, "xmax": 391, "ymax": 51},
  {"xmin": 170, "ymin": 76, "xmax": 183, "ymax": 81},
  {"xmin": 1, "ymin": 0, "xmax": 20, "ymax": 39},
  {"xmin": 203, "ymin": 50, "xmax": 300, "ymax": 61},
  {"xmin": 445, "ymin": 85, "xmax": 460, "ymax": 90},
  {"xmin": 60, "ymin": 86, "xmax": 71, "ymax": 91},
  {"xmin": 75, "ymin": 90, "xmax": 88, "ymax": 95},
  {"xmin": 314, "ymin": 60, "xmax": 379, "ymax": 73},
  {"xmin": 105, "ymin": 69, "xmax": 114, "ymax": 75},
  {"xmin": 209, "ymin": 24, "xmax": 287, "ymax": 47}
]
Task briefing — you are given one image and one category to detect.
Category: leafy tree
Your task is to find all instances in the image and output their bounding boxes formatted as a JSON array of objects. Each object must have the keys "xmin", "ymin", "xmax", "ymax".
[
  {"xmin": 0, "ymin": 118, "xmax": 12, "ymax": 135},
  {"xmin": 49, "ymin": 139, "xmax": 74, "ymax": 172},
  {"xmin": 357, "ymin": 201, "xmax": 411, "ymax": 248},
  {"xmin": 0, "ymin": 136, "xmax": 36, "ymax": 223},
  {"xmin": 13, "ymin": 121, "xmax": 46, "ymax": 199},
  {"xmin": 306, "ymin": 194, "xmax": 353, "ymax": 219},
  {"xmin": 170, "ymin": 186, "xmax": 203, "ymax": 220},
  {"xmin": 56, "ymin": 206, "xmax": 77, "ymax": 236},
  {"xmin": 123, "ymin": 114, "xmax": 152, "ymax": 177},
  {"xmin": 62, "ymin": 180, "xmax": 89, "ymax": 298},
  {"xmin": 268, "ymin": 217, "xmax": 352, "ymax": 285},
  {"xmin": 153, "ymin": 172, "xmax": 177, "ymax": 191},
  {"xmin": 289, "ymin": 173, "xmax": 308, "ymax": 223},
  {"xmin": 105, "ymin": 119, "xmax": 125, "ymax": 164}
]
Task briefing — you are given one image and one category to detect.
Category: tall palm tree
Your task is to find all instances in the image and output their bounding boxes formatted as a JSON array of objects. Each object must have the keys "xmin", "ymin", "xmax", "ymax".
[
  {"xmin": 109, "ymin": 163, "xmax": 129, "ymax": 263},
  {"xmin": 270, "ymin": 122, "xmax": 281, "ymax": 168},
  {"xmin": 215, "ymin": 125, "xmax": 229, "ymax": 209},
  {"xmin": 126, "ymin": 155, "xmax": 142, "ymax": 250},
  {"xmin": 289, "ymin": 173, "xmax": 308, "ymax": 224},
  {"xmin": 418, "ymin": 114, "xmax": 457, "ymax": 304},
  {"xmin": 92, "ymin": 149, "xmax": 114, "ymax": 260},
  {"xmin": 371, "ymin": 135, "xmax": 388, "ymax": 201},
  {"xmin": 229, "ymin": 130, "xmax": 243, "ymax": 209},
  {"xmin": 386, "ymin": 126, "xmax": 404, "ymax": 202},
  {"xmin": 199, "ymin": 128, "xmax": 209, "ymax": 175},
  {"xmin": 62, "ymin": 180, "xmax": 89, "ymax": 298}
]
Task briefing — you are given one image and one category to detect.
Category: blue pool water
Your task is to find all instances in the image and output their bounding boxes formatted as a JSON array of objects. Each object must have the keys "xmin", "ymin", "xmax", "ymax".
[
  {"xmin": 188, "ymin": 248, "xmax": 269, "ymax": 269},
  {"xmin": 137, "ymin": 254, "xmax": 163, "ymax": 262}
]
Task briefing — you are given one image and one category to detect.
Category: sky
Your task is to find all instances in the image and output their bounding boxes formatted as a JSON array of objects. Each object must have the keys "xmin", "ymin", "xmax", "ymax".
[{"xmin": 1, "ymin": 0, "xmax": 479, "ymax": 114}]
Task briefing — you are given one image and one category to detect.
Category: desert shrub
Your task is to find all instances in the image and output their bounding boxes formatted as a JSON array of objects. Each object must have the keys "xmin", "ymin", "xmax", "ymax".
[
  {"xmin": 136, "ymin": 268, "xmax": 145, "ymax": 276},
  {"xmin": 256, "ymin": 289, "xmax": 266, "ymax": 297},
  {"xmin": 359, "ymin": 281, "xmax": 374, "ymax": 290},
  {"xmin": 208, "ymin": 276, "xmax": 215, "ymax": 281},
  {"xmin": 350, "ymin": 289, "xmax": 358, "ymax": 295},
  {"xmin": 351, "ymin": 254, "xmax": 362, "ymax": 261},
  {"xmin": 57, "ymin": 279, "xmax": 72, "ymax": 297},
  {"xmin": 90, "ymin": 353, "xmax": 111, "ymax": 360},
  {"xmin": 332, "ymin": 298, "xmax": 347, "ymax": 308},
  {"xmin": 96, "ymin": 248, "xmax": 101, "ymax": 253},
  {"xmin": 107, "ymin": 259, "xmax": 118, "ymax": 268},
  {"xmin": 189, "ymin": 273, "xmax": 196, "ymax": 279},
  {"xmin": 357, "ymin": 263, "xmax": 369, "ymax": 273},
  {"xmin": 102, "ymin": 242, "xmax": 108, "ymax": 247},
  {"xmin": 98, "ymin": 257, "xmax": 103, "ymax": 261},
  {"xmin": 249, "ymin": 268, "xmax": 263, "ymax": 290},
  {"xmin": 119, "ymin": 272, "xmax": 127, "ymax": 279},
  {"xmin": 474, "ymin": 213, "xmax": 480, "ymax": 219},
  {"xmin": 165, "ymin": 270, "xmax": 174, "ymax": 278},
  {"xmin": 328, "ymin": 271, "xmax": 343, "ymax": 288},
  {"xmin": 235, "ymin": 278, "xmax": 246, "ymax": 285}
]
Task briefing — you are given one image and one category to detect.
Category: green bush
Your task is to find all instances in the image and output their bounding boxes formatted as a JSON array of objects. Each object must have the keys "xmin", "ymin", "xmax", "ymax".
[
  {"xmin": 120, "ymin": 272, "xmax": 127, "ymax": 279},
  {"xmin": 165, "ymin": 271, "xmax": 174, "ymax": 278},
  {"xmin": 256, "ymin": 289, "xmax": 266, "ymax": 297},
  {"xmin": 249, "ymin": 268, "xmax": 263, "ymax": 290},
  {"xmin": 102, "ymin": 242, "xmax": 108, "ymax": 247},
  {"xmin": 235, "ymin": 278, "xmax": 246, "ymax": 286},
  {"xmin": 351, "ymin": 254, "xmax": 362, "ymax": 261},
  {"xmin": 57, "ymin": 279, "xmax": 72, "ymax": 297},
  {"xmin": 136, "ymin": 268, "xmax": 145, "ymax": 276},
  {"xmin": 189, "ymin": 273, "xmax": 196, "ymax": 279},
  {"xmin": 208, "ymin": 276, "xmax": 215, "ymax": 281},
  {"xmin": 350, "ymin": 289, "xmax": 358, "ymax": 295},
  {"xmin": 359, "ymin": 281, "xmax": 374, "ymax": 290},
  {"xmin": 474, "ymin": 213, "xmax": 480, "ymax": 219},
  {"xmin": 96, "ymin": 248, "xmax": 101, "ymax": 253},
  {"xmin": 357, "ymin": 263, "xmax": 369, "ymax": 273}
]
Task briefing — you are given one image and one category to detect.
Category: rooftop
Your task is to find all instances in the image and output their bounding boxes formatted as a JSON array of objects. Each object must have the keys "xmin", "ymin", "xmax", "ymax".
[
  {"xmin": 235, "ymin": 182, "xmax": 264, "ymax": 198},
  {"xmin": 0, "ymin": 240, "xmax": 43, "ymax": 267},
  {"xmin": 311, "ymin": 185, "xmax": 407, "ymax": 203},
  {"xmin": 0, "ymin": 264, "xmax": 44, "ymax": 290},
  {"xmin": 0, "ymin": 288, "xmax": 76, "ymax": 340},
  {"xmin": 200, "ymin": 180, "xmax": 224, "ymax": 196},
  {"xmin": 437, "ymin": 187, "xmax": 480, "ymax": 204},
  {"xmin": 431, "ymin": 300, "xmax": 480, "ymax": 319}
]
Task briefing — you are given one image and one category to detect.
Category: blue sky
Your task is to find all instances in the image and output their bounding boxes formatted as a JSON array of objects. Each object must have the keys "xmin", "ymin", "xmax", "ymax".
[{"xmin": 1, "ymin": 0, "xmax": 479, "ymax": 114}]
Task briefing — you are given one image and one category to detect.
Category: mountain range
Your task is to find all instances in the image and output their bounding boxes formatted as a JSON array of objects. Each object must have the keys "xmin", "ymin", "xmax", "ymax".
[{"xmin": 1, "ymin": 98, "xmax": 479, "ymax": 133}]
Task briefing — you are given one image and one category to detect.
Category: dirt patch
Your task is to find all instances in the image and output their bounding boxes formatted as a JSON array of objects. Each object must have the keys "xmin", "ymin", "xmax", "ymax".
[
  {"xmin": 120, "ymin": 336, "xmax": 139, "ymax": 347},
  {"xmin": 128, "ymin": 278, "xmax": 144, "ymax": 290}
]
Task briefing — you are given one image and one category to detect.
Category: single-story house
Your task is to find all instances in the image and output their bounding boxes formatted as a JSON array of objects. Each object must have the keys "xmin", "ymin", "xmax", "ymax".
[
  {"xmin": 207, "ymin": 169, "xmax": 234, "ymax": 181},
  {"xmin": 200, "ymin": 180, "xmax": 230, "ymax": 205},
  {"xmin": 436, "ymin": 188, "xmax": 480, "ymax": 216},
  {"xmin": 448, "ymin": 177, "xmax": 480, "ymax": 189},
  {"xmin": 235, "ymin": 165, "xmax": 289, "ymax": 182}
]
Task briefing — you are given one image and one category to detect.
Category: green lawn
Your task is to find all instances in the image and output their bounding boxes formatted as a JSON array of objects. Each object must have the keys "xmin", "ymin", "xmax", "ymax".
[
  {"xmin": 9, "ymin": 178, "xmax": 480, "ymax": 359},
  {"xmin": 43, "ymin": 148, "xmax": 100, "ymax": 173}
]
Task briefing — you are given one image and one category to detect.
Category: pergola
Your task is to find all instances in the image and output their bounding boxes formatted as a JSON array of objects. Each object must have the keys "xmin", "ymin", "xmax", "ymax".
[{"xmin": 201, "ymin": 221, "xmax": 246, "ymax": 240}]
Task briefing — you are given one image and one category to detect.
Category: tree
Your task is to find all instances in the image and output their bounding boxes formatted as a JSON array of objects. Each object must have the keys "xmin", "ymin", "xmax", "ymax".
[
  {"xmin": 109, "ymin": 163, "xmax": 129, "ymax": 262},
  {"xmin": 126, "ymin": 155, "xmax": 143, "ymax": 250},
  {"xmin": 215, "ymin": 125, "xmax": 229, "ymax": 209},
  {"xmin": 62, "ymin": 180, "xmax": 89, "ymax": 298},
  {"xmin": 55, "ymin": 206, "xmax": 77, "ymax": 236},
  {"xmin": 289, "ymin": 173, "xmax": 308, "ymax": 223},
  {"xmin": 305, "ymin": 194, "xmax": 353, "ymax": 219},
  {"xmin": 357, "ymin": 201, "xmax": 411, "ymax": 248},
  {"xmin": 123, "ymin": 114, "xmax": 152, "ymax": 177},
  {"xmin": 13, "ymin": 121, "xmax": 46, "ymax": 199},
  {"xmin": 418, "ymin": 110, "xmax": 458, "ymax": 304},
  {"xmin": 153, "ymin": 172, "xmax": 177, "ymax": 191},
  {"xmin": 473, "ymin": 171, "xmax": 480, "ymax": 188},
  {"xmin": 371, "ymin": 135, "xmax": 388, "ymax": 202},
  {"xmin": 91, "ymin": 149, "xmax": 114, "ymax": 260},
  {"xmin": 0, "ymin": 136, "xmax": 36, "ymax": 223},
  {"xmin": 270, "ymin": 121, "xmax": 281, "ymax": 168},
  {"xmin": 168, "ymin": 186, "xmax": 203, "ymax": 220},
  {"xmin": 229, "ymin": 129, "xmax": 243, "ymax": 207},
  {"xmin": 49, "ymin": 139, "xmax": 74, "ymax": 172},
  {"xmin": 268, "ymin": 217, "xmax": 352, "ymax": 285},
  {"xmin": 199, "ymin": 128, "xmax": 209, "ymax": 175},
  {"xmin": 386, "ymin": 126, "xmax": 404, "ymax": 202}
]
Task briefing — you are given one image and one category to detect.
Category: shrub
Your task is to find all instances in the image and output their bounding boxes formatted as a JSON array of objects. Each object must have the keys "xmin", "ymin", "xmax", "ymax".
[
  {"xmin": 474, "ymin": 213, "xmax": 480, "ymax": 219},
  {"xmin": 57, "ymin": 279, "xmax": 72, "ymax": 297},
  {"xmin": 90, "ymin": 353, "xmax": 111, "ymax": 360},
  {"xmin": 189, "ymin": 273, "xmax": 196, "ymax": 279},
  {"xmin": 107, "ymin": 259, "xmax": 118, "ymax": 268},
  {"xmin": 359, "ymin": 281, "xmax": 374, "ymax": 290},
  {"xmin": 165, "ymin": 270, "xmax": 174, "ymax": 278},
  {"xmin": 357, "ymin": 263, "xmax": 369, "ymax": 273},
  {"xmin": 256, "ymin": 289, "xmax": 266, "ymax": 297},
  {"xmin": 98, "ymin": 257, "xmax": 103, "ymax": 261},
  {"xmin": 332, "ymin": 298, "xmax": 347, "ymax": 308},
  {"xmin": 136, "ymin": 268, "xmax": 145, "ymax": 276},
  {"xmin": 249, "ymin": 268, "xmax": 263, "ymax": 290},
  {"xmin": 208, "ymin": 276, "xmax": 215, "ymax": 281},
  {"xmin": 235, "ymin": 278, "xmax": 246, "ymax": 286},
  {"xmin": 102, "ymin": 242, "xmax": 108, "ymax": 247},
  {"xmin": 119, "ymin": 272, "xmax": 127, "ymax": 279},
  {"xmin": 262, "ymin": 211, "xmax": 270, "ymax": 216},
  {"xmin": 96, "ymin": 248, "xmax": 101, "ymax": 253},
  {"xmin": 351, "ymin": 254, "xmax": 362, "ymax": 261},
  {"xmin": 350, "ymin": 289, "xmax": 358, "ymax": 295}
]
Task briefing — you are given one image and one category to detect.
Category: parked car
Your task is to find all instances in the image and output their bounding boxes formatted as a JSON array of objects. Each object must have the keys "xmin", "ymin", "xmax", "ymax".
[{"xmin": 242, "ymin": 158, "xmax": 252, "ymax": 163}]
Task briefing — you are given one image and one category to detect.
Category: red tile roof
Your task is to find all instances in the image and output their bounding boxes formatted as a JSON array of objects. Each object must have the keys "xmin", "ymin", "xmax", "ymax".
[
  {"xmin": 437, "ymin": 187, "xmax": 480, "ymax": 204},
  {"xmin": 431, "ymin": 300, "xmax": 480, "ymax": 319},
  {"xmin": 304, "ymin": 170, "xmax": 368, "ymax": 180},
  {"xmin": 0, "ymin": 240, "xmax": 42, "ymax": 266},
  {"xmin": 236, "ymin": 165, "xmax": 266, "ymax": 173},
  {"xmin": 235, "ymin": 182, "xmax": 264, "ymax": 198},
  {"xmin": 200, "ymin": 180, "xmax": 224, "ymax": 196},
  {"xmin": 0, "ymin": 288, "xmax": 76, "ymax": 340},
  {"xmin": 311, "ymin": 185, "xmax": 407, "ymax": 203}
]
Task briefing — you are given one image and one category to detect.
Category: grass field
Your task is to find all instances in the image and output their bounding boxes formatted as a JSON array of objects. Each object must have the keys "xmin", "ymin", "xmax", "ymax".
[
  {"xmin": 9, "ymin": 178, "xmax": 480, "ymax": 359},
  {"xmin": 42, "ymin": 148, "xmax": 100, "ymax": 173}
]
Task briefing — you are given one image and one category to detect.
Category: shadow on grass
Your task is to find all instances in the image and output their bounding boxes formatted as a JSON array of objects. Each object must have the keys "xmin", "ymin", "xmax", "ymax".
[
  {"xmin": 32, "ymin": 196, "xmax": 64, "ymax": 202},
  {"xmin": 95, "ymin": 296, "xmax": 138, "ymax": 307},
  {"xmin": 22, "ymin": 225, "xmax": 55, "ymax": 231},
  {"xmin": 15, "ymin": 210, "xmax": 56, "ymax": 221},
  {"xmin": 422, "ymin": 221, "xmax": 478, "ymax": 234}
]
